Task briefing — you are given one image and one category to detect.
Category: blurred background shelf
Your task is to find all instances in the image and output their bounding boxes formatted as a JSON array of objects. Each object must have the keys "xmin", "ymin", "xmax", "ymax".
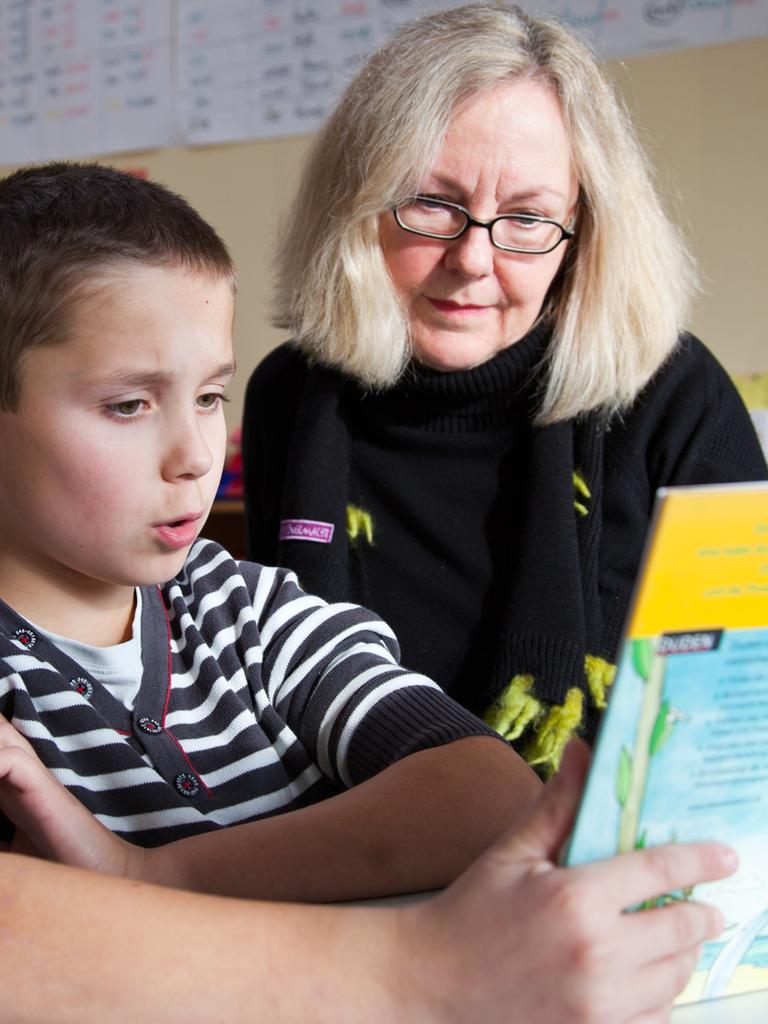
[{"xmin": 201, "ymin": 500, "xmax": 246, "ymax": 559}]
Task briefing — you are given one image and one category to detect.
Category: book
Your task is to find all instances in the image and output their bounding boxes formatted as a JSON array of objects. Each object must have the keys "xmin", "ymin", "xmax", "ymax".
[{"xmin": 564, "ymin": 481, "xmax": 768, "ymax": 1005}]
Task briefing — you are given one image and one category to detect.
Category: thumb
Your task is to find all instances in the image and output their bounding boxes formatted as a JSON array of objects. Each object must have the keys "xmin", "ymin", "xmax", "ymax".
[{"xmin": 499, "ymin": 740, "xmax": 590, "ymax": 864}]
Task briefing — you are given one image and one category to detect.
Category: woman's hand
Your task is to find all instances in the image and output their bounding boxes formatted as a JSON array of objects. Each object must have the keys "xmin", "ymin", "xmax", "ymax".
[
  {"xmin": 0, "ymin": 712, "xmax": 142, "ymax": 878},
  {"xmin": 400, "ymin": 741, "xmax": 736, "ymax": 1024}
]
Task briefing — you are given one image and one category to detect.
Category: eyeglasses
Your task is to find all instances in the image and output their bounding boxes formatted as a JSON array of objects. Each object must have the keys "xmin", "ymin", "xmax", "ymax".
[{"xmin": 392, "ymin": 195, "xmax": 575, "ymax": 255}]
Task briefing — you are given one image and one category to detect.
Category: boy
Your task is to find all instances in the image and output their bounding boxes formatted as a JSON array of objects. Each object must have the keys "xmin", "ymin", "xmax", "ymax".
[{"xmin": 0, "ymin": 162, "xmax": 538, "ymax": 901}]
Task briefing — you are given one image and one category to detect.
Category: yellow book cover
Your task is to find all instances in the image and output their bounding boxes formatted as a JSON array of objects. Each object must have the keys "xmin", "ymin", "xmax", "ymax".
[{"xmin": 566, "ymin": 481, "xmax": 768, "ymax": 1006}]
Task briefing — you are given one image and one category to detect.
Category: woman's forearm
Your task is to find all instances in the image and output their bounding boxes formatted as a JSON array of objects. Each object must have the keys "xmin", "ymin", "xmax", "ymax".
[{"xmin": 0, "ymin": 853, "xmax": 404, "ymax": 1024}]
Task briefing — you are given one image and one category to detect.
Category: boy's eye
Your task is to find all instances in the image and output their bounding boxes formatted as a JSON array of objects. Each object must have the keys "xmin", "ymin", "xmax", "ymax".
[
  {"xmin": 197, "ymin": 392, "xmax": 227, "ymax": 410},
  {"xmin": 106, "ymin": 399, "xmax": 143, "ymax": 418}
]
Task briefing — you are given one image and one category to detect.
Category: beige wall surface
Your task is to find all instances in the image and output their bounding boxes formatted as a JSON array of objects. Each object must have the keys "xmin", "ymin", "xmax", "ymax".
[
  {"xmin": 2, "ymin": 36, "xmax": 766, "ymax": 432},
  {"xmin": 609, "ymin": 37, "xmax": 767, "ymax": 379}
]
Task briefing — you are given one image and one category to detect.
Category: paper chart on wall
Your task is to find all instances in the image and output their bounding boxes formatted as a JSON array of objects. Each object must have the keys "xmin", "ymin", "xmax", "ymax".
[
  {"xmin": 175, "ymin": 0, "xmax": 468, "ymax": 145},
  {"xmin": 1, "ymin": 0, "xmax": 767, "ymax": 162},
  {"xmin": 0, "ymin": 0, "xmax": 173, "ymax": 164},
  {"xmin": 175, "ymin": 0, "xmax": 768, "ymax": 145},
  {"xmin": 544, "ymin": 0, "xmax": 768, "ymax": 59}
]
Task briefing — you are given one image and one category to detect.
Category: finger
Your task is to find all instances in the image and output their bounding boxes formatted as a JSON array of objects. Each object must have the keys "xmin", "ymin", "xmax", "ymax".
[
  {"xmin": 0, "ymin": 744, "xmax": 49, "ymax": 789},
  {"xmin": 577, "ymin": 840, "xmax": 737, "ymax": 910},
  {"xmin": 626, "ymin": 945, "xmax": 702, "ymax": 1020},
  {"xmin": 0, "ymin": 714, "xmax": 37, "ymax": 757},
  {"xmin": 629, "ymin": 1012, "xmax": 673, "ymax": 1024},
  {"xmin": 618, "ymin": 898, "xmax": 724, "ymax": 964},
  {"xmin": 496, "ymin": 740, "xmax": 591, "ymax": 864},
  {"xmin": 601, "ymin": 940, "xmax": 700, "ymax": 1022}
]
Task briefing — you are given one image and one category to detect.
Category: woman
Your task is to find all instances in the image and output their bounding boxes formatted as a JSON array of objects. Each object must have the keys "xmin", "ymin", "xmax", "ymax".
[{"xmin": 243, "ymin": 4, "xmax": 767, "ymax": 775}]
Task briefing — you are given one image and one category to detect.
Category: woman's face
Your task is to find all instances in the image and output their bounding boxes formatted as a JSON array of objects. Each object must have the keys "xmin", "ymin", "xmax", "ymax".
[{"xmin": 379, "ymin": 78, "xmax": 579, "ymax": 373}]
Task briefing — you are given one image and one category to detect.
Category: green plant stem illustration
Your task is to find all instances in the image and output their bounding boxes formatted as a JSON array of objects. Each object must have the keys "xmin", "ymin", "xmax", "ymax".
[{"xmin": 618, "ymin": 640, "xmax": 666, "ymax": 853}]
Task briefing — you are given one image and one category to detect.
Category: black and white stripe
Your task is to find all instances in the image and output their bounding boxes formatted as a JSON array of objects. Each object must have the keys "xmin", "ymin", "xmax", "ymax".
[{"xmin": 0, "ymin": 541, "xmax": 494, "ymax": 846}]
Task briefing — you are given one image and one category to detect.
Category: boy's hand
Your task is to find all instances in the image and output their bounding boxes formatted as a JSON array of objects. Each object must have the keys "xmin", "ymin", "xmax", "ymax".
[
  {"xmin": 0, "ymin": 713, "xmax": 141, "ymax": 878},
  {"xmin": 400, "ymin": 741, "xmax": 736, "ymax": 1024}
]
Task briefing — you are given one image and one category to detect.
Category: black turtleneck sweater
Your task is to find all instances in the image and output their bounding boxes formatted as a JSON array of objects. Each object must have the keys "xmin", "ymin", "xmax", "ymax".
[
  {"xmin": 241, "ymin": 329, "xmax": 767, "ymax": 742},
  {"xmin": 345, "ymin": 328, "xmax": 546, "ymax": 708}
]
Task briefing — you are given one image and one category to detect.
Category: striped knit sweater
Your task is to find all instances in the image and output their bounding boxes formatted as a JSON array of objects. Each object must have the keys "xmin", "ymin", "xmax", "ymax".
[{"xmin": 0, "ymin": 540, "xmax": 494, "ymax": 846}]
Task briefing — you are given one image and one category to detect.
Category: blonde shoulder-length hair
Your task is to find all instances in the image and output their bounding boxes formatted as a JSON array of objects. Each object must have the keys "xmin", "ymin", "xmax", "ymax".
[{"xmin": 273, "ymin": 3, "xmax": 696, "ymax": 424}]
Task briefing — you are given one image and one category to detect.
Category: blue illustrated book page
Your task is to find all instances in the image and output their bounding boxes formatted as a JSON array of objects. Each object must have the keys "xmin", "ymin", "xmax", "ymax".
[{"xmin": 566, "ymin": 627, "xmax": 768, "ymax": 1005}]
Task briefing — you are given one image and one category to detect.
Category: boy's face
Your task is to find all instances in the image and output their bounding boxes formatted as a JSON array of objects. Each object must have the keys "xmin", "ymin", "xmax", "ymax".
[{"xmin": 0, "ymin": 264, "xmax": 235, "ymax": 605}]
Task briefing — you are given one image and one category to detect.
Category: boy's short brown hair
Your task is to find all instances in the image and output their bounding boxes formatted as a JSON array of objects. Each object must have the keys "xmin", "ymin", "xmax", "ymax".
[{"xmin": 0, "ymin": 162, "xmax": 235, "ymax": 410}]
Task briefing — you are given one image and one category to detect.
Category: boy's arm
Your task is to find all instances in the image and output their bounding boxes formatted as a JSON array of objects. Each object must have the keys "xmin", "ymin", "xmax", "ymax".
[
  {"xmin": 1, "ymin": 568, "xmax": 542, "ymax": 901},
  {"xmin": 149, "ymin": 734, "xmax": 539, "ymax": 900},
  {"xmin": 0, "ymin": 744, "xmax": 735, "ymax": 1024},
  {"xmin": 212, "ymin": 565, "xmax": 543, "ymax": 899},
  {"xmin": 0, "ymin": 715, "xmax": 538, "ymax": 900}
]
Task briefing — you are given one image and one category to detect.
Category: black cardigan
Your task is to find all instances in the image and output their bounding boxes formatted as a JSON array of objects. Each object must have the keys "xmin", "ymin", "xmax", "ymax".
[{"xmin": 242, "ymin": 329, "xmax": 767, "ymax": 767}]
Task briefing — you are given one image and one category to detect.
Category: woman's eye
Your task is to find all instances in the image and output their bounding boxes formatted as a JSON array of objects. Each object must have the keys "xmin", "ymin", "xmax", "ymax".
[
  {"xmin": 509, "ymin": 215, "xmax": 540, "ymax": 229},
  {"xmin": 415, "ymin": 196, "xmax": 450, "ymax": 211},
  {"xmin": 105, "ymin": 399, "xmax": 143, "ymax": 418}
]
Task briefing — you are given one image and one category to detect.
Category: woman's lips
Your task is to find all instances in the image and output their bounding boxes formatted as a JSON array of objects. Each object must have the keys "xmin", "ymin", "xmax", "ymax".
[
  {"xmin": 153, "ymin": 514, "xmax": 202, "ymax": 550},
  {"xmin": 427, "ymin": 298, "xmax": 491, "ymax": 315}
]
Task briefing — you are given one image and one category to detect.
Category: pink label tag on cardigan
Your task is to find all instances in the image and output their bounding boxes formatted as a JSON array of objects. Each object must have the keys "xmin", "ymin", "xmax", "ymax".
[{"xmin": 279, "ymin": 518, "xmax": 335, "ymax": 544}]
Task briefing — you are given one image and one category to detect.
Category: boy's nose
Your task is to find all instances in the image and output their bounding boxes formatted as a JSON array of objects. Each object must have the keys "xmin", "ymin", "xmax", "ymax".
[{"xmin": 162, "ymin": 419, "xmax": 214, "ymax": 481}]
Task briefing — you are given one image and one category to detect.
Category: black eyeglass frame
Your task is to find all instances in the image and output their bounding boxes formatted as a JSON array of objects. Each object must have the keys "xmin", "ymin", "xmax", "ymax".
[{"xmin": 392, "ymin": 195, "xmax": 575, "ymax": 255}]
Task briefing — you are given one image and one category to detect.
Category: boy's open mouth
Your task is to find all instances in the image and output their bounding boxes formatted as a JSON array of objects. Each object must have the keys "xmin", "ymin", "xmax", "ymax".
[{"xmin": 153, "ymin": 513, "xmax": 202, "ymax": 550}]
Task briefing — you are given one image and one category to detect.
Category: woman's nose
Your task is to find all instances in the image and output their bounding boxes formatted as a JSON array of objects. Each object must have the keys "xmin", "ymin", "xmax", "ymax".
[{"xmin": 442, "ymin": 223, "xmax": 496, "ymax": 278}]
